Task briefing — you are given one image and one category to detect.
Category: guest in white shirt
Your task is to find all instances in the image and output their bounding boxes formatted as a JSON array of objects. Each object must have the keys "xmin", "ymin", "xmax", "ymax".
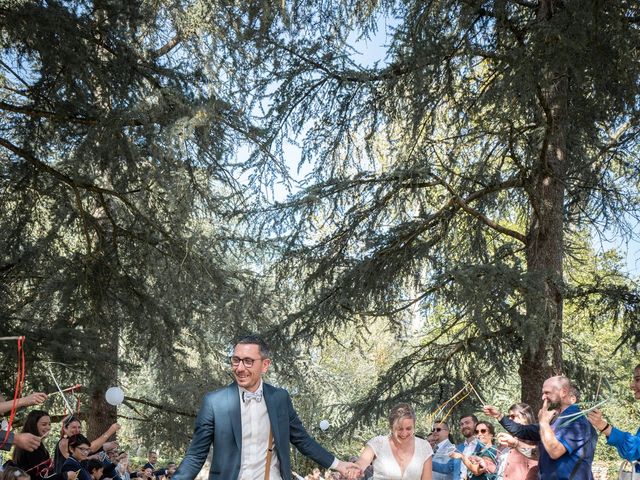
[{"xmin": 433, "ymin": 414, "xmax": 478, "ymax": 480}]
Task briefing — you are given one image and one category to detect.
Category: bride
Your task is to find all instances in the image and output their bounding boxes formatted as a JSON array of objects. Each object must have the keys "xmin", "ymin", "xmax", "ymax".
[{"xmin": 350, "ymin": 403, "xmax": 433, "ymax": 480}]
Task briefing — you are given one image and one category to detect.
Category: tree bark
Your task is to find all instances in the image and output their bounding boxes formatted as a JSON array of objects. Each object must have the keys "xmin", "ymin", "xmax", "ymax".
[
  {"xmin": 84, "ymin": 0, "xmax": 119, "ymax": 443},
  {"xmin": 86, "ymin": 385, "xmax": 118, "ymax": 441},
  {"xmin": 521, "ymin": 0, "xmax": 568, "ymax": 411}
]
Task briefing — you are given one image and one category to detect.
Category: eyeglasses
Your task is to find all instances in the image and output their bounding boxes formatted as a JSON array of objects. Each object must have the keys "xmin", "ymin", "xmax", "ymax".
[
  {"xmin": 475, "ymin": 428, "xmax": 489, "ymax": 434},
  {"xmin": 230, "ymin": 356, "xmax": 261, "ymax": 367},
  {"xmin": 431, "ymin": 428, "xmax": 446, "ymax": 432},
  {"xmin": 508, "ymin": 414, "xmax": 518, "ymax": 419},
  {"xmin": 76, "ymin": 447, "xmax": 91, "ymax": 454}
]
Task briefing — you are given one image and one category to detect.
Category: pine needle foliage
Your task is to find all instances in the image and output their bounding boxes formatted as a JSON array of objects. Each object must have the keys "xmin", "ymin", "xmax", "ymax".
[
  {"xmin": 244, "ymin": 0, "xmax": 640, "ymax": 420},
  {"xmin": 0, "ymin": 0, "xmax": 279, "ymax": 439}
]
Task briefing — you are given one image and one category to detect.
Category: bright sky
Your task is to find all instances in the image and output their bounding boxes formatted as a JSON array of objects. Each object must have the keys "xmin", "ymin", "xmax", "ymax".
[{"xmin": 596, "ymin": 225, "xmax": 640, "ymax": 275}]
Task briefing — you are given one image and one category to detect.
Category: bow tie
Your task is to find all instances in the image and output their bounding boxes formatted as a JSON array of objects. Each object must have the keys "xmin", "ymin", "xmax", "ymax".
[{"xmin": 243, "ymin": 391, "xmax": 263, "ymax": 403}]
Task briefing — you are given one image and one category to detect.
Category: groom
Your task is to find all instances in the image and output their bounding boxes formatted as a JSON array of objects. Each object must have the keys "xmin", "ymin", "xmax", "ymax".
[{"xmin": 173, "ymin": 335, "xmax": 359, "ymax": 480}]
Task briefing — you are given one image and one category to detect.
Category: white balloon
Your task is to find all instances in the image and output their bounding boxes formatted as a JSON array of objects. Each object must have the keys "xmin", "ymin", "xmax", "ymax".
[
  {"xmin": 319, "ymin": 419, "xmax": 330, "ymax": 431},
  {"xmin": 105, "ymin": 386, "xmax": 125, "ymax": 406}
]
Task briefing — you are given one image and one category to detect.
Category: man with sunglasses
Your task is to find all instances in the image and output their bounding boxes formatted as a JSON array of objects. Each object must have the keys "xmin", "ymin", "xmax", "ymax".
[
  {"xmin": 431, "ymin": 421, "xmax": 454, "ymax": 480},
  {"xmin": 173, "ymin": 335, "xmax": 359, "ymax": 480},
  {"xmin": 432, "ymin": 414, "xmax": 478, "ymax": 480}
]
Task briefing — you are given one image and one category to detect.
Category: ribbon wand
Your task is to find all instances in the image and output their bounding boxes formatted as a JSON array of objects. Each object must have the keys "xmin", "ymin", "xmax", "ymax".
[
  {"xmin": 45, "ymin": 364, "xmax": 74, "ymax": 413},
  {"xmin": 47, "ymin": 384, "xmax": 81, "ymax": 397},
  {"xmin": 468, "ymin": 382, "xmax": 489, "ymax": 406}
]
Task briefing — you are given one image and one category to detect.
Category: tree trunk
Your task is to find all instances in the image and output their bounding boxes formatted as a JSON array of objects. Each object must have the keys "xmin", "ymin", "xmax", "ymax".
[
  {"xmin": 85, "ymin": 318, "xmax": 119, "ymax": 440},
  {"xmin": 86, "ymin": 385, "xmax": 118, "ymax": 440},
  {"xmin": 521, "ymin": 0, "xmax": 568, "ymax": 411},
  {"xmin": 84, "ymin": 0, "xmax": 119, "ymax": 443}
]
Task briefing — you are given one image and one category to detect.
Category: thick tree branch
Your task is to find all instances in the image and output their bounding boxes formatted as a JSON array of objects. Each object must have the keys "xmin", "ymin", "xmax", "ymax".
[
  {"xmin": 372, "ymin": 176, "xmax": 526, "ymax": 258},
  {"xmin": 116, "ymin": 414, "xmax": 151, "ymax": 422},
  {"xmin": 150, "ymin": 34, "xmax": 181, "ymax": 58},
  {"xmin": 454, "ymin": 195, "xmax": 527, "ymax": 243},
  {"xmin": 0, "ymin": 137, "xmax": 179, "ymax": 252},
  {"xmin": 0, "ymin": 59, "xmax": 31, "ymax": 90},
  {"xmin": 0, "ymin": 100, "xmax": 97, "ymax": 125},
  {"xmin": 123, "ymin": 395, "xmax": 196, "ymax": 418}
]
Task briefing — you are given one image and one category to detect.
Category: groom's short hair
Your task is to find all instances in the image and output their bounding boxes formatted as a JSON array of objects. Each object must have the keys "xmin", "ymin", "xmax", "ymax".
[{"xmin": 235, "ymin": 335, "xmax": 270, "ymax": 359}]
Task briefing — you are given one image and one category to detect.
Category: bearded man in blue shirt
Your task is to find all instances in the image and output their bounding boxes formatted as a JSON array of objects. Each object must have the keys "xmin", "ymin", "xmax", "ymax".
[{"xmin": 484, "ymin": 375, "xmax": 597, "ymax": 480}]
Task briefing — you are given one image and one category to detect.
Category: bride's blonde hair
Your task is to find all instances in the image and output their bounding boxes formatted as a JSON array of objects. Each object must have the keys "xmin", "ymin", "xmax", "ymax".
[{"xmin": 388, "ymin": 403, "xmax": 416, "ymax": 429}]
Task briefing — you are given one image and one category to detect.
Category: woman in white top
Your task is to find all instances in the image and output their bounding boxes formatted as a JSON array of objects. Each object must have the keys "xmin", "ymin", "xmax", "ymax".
[{"xmin": 351, "ymin": 403, "xmax": 433, "ymax": 480}]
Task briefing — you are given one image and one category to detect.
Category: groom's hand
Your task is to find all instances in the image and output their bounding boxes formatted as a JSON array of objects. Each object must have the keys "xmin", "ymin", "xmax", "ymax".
[{"xmin": 336, "ymin": 460, "xmax": 361, "ymax": 479}]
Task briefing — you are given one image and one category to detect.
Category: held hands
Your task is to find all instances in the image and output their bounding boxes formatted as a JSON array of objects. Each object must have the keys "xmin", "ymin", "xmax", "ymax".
[
  {"xmin": 336, "ymin": 461, "xmax": 361, "ymax": 478},
  {"xmin": 482, "ymin": 405, "xmax": 502, "ymax": 420},
  {"xmin": 337, "ymin": 461, "xmax": 362, "ymax": 480}
]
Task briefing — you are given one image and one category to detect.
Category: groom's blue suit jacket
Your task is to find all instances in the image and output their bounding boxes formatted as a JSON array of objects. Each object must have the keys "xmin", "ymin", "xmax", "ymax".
[{"xmin": 173, "ymin": 382, "xmax": 335, "ymax": 480}]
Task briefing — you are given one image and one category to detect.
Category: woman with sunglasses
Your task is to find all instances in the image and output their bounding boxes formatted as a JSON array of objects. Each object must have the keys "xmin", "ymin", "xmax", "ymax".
[
  {"xmin": 60, "ymin": 434, "xmax": 93, "ymax": 480},
  {"xmin": 450, "ymin": 421, "xmax": 497, "ymax": 480},
  {"xmin": 12, "ymin": 410, "xmax": 78, "ymax": 480},
  {"xmin": 494, "ymin": 404, "xmax": 538, "ymax": 480},
  {"xmin": 53, "ymin": 415, "xmax": 120, "ymax": 473}
]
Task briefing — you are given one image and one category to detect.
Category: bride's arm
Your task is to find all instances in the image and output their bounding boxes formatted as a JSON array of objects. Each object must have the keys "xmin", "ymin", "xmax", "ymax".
[
  {"xmin": 355, "ymin": 445, "xmax": 376, "ymax": 472},
  {"xmin": 421, "ymin": 457, "xmax": 433, "ymax": 480}
]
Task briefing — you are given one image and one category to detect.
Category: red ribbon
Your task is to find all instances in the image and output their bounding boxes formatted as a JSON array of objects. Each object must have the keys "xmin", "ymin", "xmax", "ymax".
[{"xmin": 0, "ymin": 335, "xmax": 26, "ymax": 448}]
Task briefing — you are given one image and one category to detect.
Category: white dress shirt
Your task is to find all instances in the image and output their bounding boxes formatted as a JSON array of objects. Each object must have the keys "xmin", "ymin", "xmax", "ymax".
[
  {"xmin": 238, "ymin": 381, "xmax": 281, "ymax": 480},
  {"xmin": 460, "ymin": 438, "xmax": 478, "ymax": 479}
]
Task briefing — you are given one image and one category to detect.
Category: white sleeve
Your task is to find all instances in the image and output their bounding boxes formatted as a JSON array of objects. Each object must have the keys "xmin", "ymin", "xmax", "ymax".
[
  {"xmin": 419, "ymin": 438, "xmax": 434, "ymax": 460},
  {"xmin": 366, "ymin": 436, "xmax": 383, "ymax": 457}
]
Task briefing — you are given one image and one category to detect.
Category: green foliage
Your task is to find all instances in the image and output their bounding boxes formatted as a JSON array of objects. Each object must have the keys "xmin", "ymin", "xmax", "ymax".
[
  {"xmin": 1, "ymin": 0, "xmax": 640, "ymax": 462},
  {"xmin": 242, "ymin": 0, "xmax": 640, "ymax": 421},
  {"xmin": 0, "ymin": 0, "xmax": 278, "ymax": 445}
]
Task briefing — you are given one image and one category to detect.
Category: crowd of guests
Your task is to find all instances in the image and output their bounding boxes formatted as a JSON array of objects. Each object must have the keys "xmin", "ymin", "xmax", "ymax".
[
  {"xmin": 337, "ymin": 366, "xmax": 640, "ymax": 479},
  {"xmin": 288, "ymin": 365, "xmax": 639, "ymax": 480},
  {"xmin": 1, "ymin": 363, "xmax": 640, "ymax": 480},
  {"xmin": 0, "ymin": 397, "xmax": 175, "ymax": 480}
]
